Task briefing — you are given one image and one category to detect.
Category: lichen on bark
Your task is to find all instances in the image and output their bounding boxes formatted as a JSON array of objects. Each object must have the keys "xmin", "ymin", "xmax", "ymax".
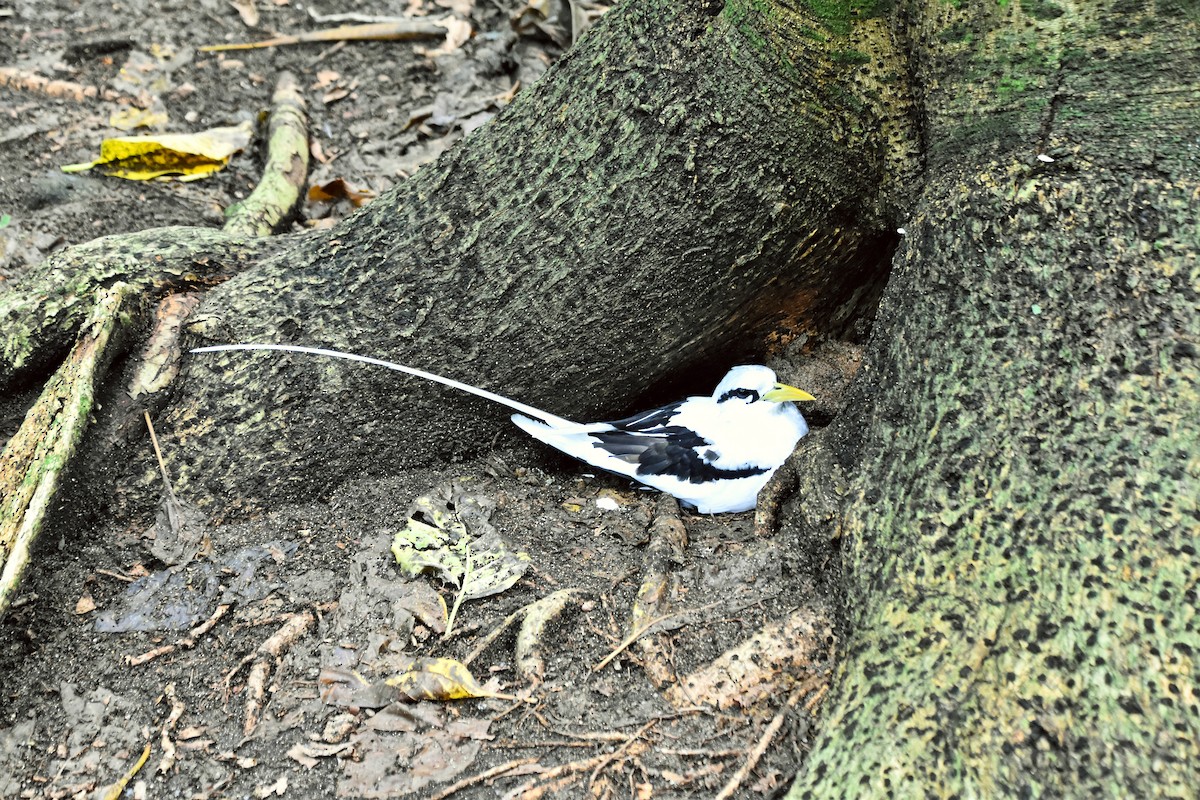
[{"xmin": 786, "ymin": 0, "xmax": 1200, "ymax": 794}]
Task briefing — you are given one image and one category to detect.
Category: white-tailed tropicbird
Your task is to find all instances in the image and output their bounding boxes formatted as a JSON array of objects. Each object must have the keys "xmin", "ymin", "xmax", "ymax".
[{"xmin": 190, "ymin": 344, "xmax": 814, "ymax": 514}]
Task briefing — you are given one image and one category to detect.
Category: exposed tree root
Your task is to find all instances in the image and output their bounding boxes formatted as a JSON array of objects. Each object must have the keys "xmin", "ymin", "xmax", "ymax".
[
  {"xmin": 127, "ymin": 602, "xmax": 232, "ymax": 666},
  {"xmin": 665, "ymin": 607, "xmax": 834, "ymax": 710},
  {"xmin": 628, "ymin": 495, "xmax": 686, "ymax": 687},
  {"xmin": 0, "ymin": 284, "xmax": 137, "ymax": 616},
  {"xmin": 513, "ymin": 589, "xmax": 581, "ymax": 682},
  {"xmin": 0, "ymin": 69, "xmax": 310, "ymax": 391},
  {"xmin": 156, "ymin": 681, "xmax": 187, "ymax": 775},
  {"xmin": 754, "ymin": 458, "xmax": 799, "ymax": 537},
  {"xmin": 463, "ymin": 589, "xmax": 582, "ymax": 682},
  {"xmin": 713, "ymin": 673, "xmax": 826, "ymax": 800},
  {"xmin": 226, "ymin": 603, "xmax": 334, "ymax": 736},
  {"xmin": 0, "ymin": 72, "xmax": 312, "ymax": 618},
  {"xmin": 222, "ymin": 72, "xmax": 310, "ymax": 237}
]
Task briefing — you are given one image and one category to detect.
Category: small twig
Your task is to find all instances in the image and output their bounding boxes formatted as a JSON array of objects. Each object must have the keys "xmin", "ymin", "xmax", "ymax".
[
  {"xmin": 630, "ymin": 495, "xmax": 686, "ymax": 687},
  {"xmin": 501, "ymin": 722, "xmax": 655, "ymax": 800},
  {"xmin": 0, "ymin": 66, "xmax": 122, "ymax": 102},
  {"xmin": 127, "ymin": 603, "xmax": 231, "ymax": 666},
  {"xmin": 588, "ymin": 721, "xmax": 656, "ymax": 790},
  {"xmin": 548, "ymin": 729, "xmax": 638, "ymax": 744},
  {"xmin": 143, "ymin": 410, "xmax": 184, "ymax": 532},
  {"xmin": 98, "ymin": 742, "xmax": 152, "ymax": 800},
  {"xmin": 427, "ymin": 757, "xmax": 541, "ymax": 800},
  {"xmin": 157, "ymin": 682, "xmax": 186, "ymax": 774},
  {"xmin": 592, "ymin": 603, "xmax": 719, "ymax": 673},
  {"xmin": 491, "ymin": 739, "xmax": 598, "ymax": 749},
  {"xmin": 239, "ymin": 605, "xmax": 330, "ymax": 735},
  {"xmin": 96, "ymin": 568, "xmax": 137, "ymax": 582},
  {"xmin": 500, "ymin": 751, "xmax": 618, "ymax": 800},
  {"xmin": 462, "ymin": 605, "xmax": 526, "ymax": 666},
  {"xmin": 200, "ymin": 20, "xmax": 448, "ymax": 52},
  {"xmin": 713, "ymin": 675, "xmax": 824, "ymax": 800}
]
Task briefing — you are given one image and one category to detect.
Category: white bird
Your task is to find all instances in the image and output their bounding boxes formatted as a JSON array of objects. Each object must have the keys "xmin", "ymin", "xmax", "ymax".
[{"xmin": 190, "ymin": 344, "xmax": 814, "ymax": 514}]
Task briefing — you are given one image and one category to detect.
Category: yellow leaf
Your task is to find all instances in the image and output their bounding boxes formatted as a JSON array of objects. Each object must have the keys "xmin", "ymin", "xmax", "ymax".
[
  {"xmin": 62, "ymin": 121, "xmax": 253, "ymax": 181},
  {"xmin": 385, "ymin": 656, "xmax": 511, "ymax": 702}
]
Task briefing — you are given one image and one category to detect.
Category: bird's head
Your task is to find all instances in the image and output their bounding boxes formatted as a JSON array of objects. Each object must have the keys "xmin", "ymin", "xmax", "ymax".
[{"xmin": 712, "ymin": 365, "xmax": 814, "ymax": 407}]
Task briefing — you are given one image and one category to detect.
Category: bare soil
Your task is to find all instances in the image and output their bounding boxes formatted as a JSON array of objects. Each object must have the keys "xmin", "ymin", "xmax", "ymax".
[{"xmin": 0, "ymin": 2, "xmax": 843, "ymax": 797}]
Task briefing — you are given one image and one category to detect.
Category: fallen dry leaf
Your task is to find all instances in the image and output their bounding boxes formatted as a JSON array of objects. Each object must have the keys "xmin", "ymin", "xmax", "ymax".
[
  {"xmin": 287, "ymin": 741, "xmax": 354, "ymax": 769},
  {"xmin": 313, "ymin": 69, "xmax": 340, "ymax": 89},
  {"xmin": 230, "ymin": 0, "xmax": 260, "ymax": 27},
  {"xmin": 337, "ymin": 715, "xmax": 492, "ymax": 798},
  {"xmin": 62, "ymin": 121, "xmax": 254, "ymax": 181},
  {"xmin": 253, "ymin": 774, "xmax": 287, "ymax": 798},
  {"xmin": 75, "ymin": 592, "xmax": 96, "ymax": 614},
  {"xmin": 417, "ymin": 17, "xmax": 471, "ymax": 57},
  {"xmin": 308, "ymin": 178, "xmax": 376, "ymax": 208},
  {"xmin": 385, "ymin": 656, "xmax": 509, "ymax": 701}
]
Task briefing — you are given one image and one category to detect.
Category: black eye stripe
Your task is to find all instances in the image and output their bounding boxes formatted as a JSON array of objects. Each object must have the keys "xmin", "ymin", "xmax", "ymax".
[{"xmin": 718, "ymin": 388, "xmax": 760, "ymax": 403}]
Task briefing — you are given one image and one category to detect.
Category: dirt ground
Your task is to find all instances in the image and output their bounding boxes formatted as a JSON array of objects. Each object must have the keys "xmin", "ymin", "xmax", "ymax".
[{"xmin": 0, "ymin": 2, "xmax": 847, "ymax": 798}]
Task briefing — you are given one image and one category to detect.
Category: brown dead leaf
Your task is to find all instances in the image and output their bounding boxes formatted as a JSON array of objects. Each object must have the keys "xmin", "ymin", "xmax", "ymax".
[
  {"xmin": 287, "ymin": 741, "xmax": 354, "ymax": 769},
  {"xmin": 416, "ymin": 18, "xmax": 472, "ymax": 58},
  {"xmin": 308, "ymin": 178, "xmax": 376, "ymax": 211},
  {"xmin": 230, "ymin": 0, "xmax": 260, "ymax": 27},
  {"xmin": 75, "ymin": 592, "xmax": 96, "ymax": 614},
  {"xmin": 313, "ymin": 69, "xmax": 340, "ymax": 89},
  {"xmin": 337, "ymin": 716, "xmax": 491, "ymax": 798},
  {"xmin": 322, "ymin": 87, "xmax": 351, "ymax": 104},
  {"xmin": 666, "ymin": 608, "xmax": 834, "ymax": 710},
  {"xmin": 253, "ymin": 775, "xmax": 287, "ymax": 799},
  {"xmin": 310, "ymin": 139, "xmax": 334, "ymax": 164}
]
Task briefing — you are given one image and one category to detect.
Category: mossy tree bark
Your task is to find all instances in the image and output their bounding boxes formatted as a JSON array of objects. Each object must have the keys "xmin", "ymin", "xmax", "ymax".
[
  {"xmin": 786, "ymin": 0, "xmax": 1200, "ymax": 795},
  {"xmin": 155, "ymin": 0, "xmax": 910, "ymax": 506}
]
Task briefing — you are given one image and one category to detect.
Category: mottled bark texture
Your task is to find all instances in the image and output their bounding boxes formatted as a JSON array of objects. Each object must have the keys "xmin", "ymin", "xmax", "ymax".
[
  {"xmin": 787, "ymin": 1, "xmax": 1200, "ymax": 796},
  {"xmin": 163, "ymin": 0, "xmax": 910, "ymax": 506}
]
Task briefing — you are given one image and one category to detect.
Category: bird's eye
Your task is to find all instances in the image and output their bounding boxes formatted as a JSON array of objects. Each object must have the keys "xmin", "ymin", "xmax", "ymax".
[{"xmin": 719, "ymin": 387, "xmax": 760, "ymax": 403}]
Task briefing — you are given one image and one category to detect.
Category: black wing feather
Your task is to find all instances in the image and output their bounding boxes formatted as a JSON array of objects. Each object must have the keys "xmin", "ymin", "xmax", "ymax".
[{"xmin": 589, "ymin": 404, "xmax": 769, "ymax": 484}]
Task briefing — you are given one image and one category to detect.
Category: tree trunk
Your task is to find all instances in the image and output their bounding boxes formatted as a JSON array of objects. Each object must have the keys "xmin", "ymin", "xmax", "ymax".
[
  {"xmin": 786, "ymin": 0, "xmax": 1200, "ymax": 795},
  {"xmin": 156, "ymin": 0, "xmax": 910, "ymax": 507}
]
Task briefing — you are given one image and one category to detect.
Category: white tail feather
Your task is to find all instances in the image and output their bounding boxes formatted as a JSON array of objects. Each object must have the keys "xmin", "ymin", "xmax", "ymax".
[{"xmin": 190, "ymin": 343, "xmax": 579, "ymax": 428}]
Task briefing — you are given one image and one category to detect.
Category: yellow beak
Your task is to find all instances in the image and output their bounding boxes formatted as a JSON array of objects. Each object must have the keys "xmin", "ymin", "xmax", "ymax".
[{"xmin": 763, "ymin": 383, "xmax": 815, "ymax": 403}]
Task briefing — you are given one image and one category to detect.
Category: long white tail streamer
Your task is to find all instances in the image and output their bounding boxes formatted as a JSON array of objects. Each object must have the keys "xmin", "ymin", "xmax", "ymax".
[{"xmin": 190, "ymin": 343, "xmax": 579, "ymax": 429}]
